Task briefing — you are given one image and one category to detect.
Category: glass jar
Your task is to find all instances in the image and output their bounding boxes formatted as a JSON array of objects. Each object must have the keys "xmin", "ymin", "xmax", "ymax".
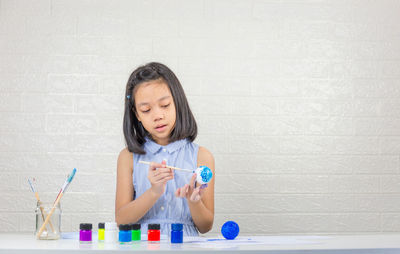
[
  {"xmin": 147, "ymin": 224, "xmax": 160, "ymax": 242},
  {"xmin": 35, "ymin": 201, "xmax": 61, "ymax": 240},
  {"xmin": 118, "ymin": 224, "xmax": 132, "ymax": 244},
  {"xmin": 171, "ymin": 223, "xmax": 183, "ymax": 243}
]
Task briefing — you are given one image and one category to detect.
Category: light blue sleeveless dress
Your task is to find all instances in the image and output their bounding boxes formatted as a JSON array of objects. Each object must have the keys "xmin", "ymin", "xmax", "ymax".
[{"xmin": 133, "ymin": 137, "xmax": 199, "ymax": 236}]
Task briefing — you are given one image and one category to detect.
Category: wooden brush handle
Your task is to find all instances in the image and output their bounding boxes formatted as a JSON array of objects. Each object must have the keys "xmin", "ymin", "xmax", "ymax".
[
  {"xmin": 36, "ymin": 193, "xmax": 62, "ymax": 239},
  {"xmin": 35, "ymin": 193, "xmax": 56, "ymax": 233},
  {"xmin": 138, "ymin": 160, "xmax": 193, "ymax": 173}
]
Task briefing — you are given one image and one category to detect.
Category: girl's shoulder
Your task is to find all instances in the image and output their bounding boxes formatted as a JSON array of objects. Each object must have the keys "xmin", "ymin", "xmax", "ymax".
[
  {"xmin": 119, "ymin": 147, "xmax": 133, "ymax": 157},
  {"xmin": 197, "ymin": 146, "xmax": 214, "ymax": 165},
  {"xmin": 117, "ymin": 148, "xmax": 133, "ymax": 171}
]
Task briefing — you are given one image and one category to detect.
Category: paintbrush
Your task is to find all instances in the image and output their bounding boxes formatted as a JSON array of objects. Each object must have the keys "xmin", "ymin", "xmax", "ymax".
[
  {"xmin": 28, "ymin": 178, "xmax": 55, "ymax": 233},
  {"xmin": 138, "ymin": 160, "xmax": 213, "ymax": 184},
  {"xmin": 138, "ymin": 160, "xmax": 194, "ymax": 173},
  {"xmin": 36, "ymin": 168, "xmax": 77, "ymax": 239}
]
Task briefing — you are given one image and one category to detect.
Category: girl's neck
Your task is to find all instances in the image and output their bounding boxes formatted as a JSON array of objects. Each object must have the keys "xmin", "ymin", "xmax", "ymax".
[{"xmin": 150, "ymin": 136, "xmax": 170, "ymax": 146}]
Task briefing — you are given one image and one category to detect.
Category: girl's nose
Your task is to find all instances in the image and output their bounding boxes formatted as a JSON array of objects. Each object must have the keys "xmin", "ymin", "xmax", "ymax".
[
  {"xmin": 154, "ymin": 114, "xmax": 164, "ymax": 121},
  {"xmin": 153, "ymin": 109, "xmax": 164, "ymax": 121}
]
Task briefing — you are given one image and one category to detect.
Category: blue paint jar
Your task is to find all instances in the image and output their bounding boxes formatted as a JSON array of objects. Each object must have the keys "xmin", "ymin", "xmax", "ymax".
[
  {"xmin": 119, "ymin": 224, "xmax": 132, "ymax": 244},
  {"xmin": 170, "ymin": 223, "xmax": 183, "ymax": 243}
]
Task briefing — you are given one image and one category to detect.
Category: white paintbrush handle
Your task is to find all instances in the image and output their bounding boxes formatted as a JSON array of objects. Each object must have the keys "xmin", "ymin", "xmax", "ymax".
[{"xmin": 138, "ymin": 160, "xmax": 194, "ymax": 173}]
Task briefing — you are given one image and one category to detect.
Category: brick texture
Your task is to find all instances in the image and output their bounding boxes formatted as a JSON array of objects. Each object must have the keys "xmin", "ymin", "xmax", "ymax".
[{"xmin": 0, "ymin": 0, "xmax": 400, "ymax": 235}]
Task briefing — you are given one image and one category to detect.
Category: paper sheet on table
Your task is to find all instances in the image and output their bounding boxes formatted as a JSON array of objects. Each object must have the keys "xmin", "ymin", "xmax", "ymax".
[{"xmin": 186, "ymin": 235, "xmax": 324, "ymax": 249}]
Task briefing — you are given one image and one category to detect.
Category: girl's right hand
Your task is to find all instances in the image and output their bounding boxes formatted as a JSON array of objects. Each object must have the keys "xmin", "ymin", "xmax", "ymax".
[{"xmin": 147, "ymin": 160, "xmax": 174, "ymax": 197}]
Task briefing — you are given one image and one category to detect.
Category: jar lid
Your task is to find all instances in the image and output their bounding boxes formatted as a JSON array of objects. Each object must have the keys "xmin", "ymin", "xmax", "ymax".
[
  {"xmin": 148, "ymin": 224, "xmax": 160, "ymax": 230},
  {"xmin": 171, "ymin": 223, "xmax": 183, "ymax": 231},
  {"xmin": 131, "ymin": 224, "xmax": 141, "ymax": 230},
  {"xmin": 105, "ymin": 222, "xmax": 117, "ymax": 230},
  {"xmin": 80, "ymin": 223, "xmax": 92, "ymax": 230},
  {"xmin": 119, "ymin": 224, "xmax": 131, "ymax": 231},
  {"xmin": 98, "ymin": 222, "xmax": 105, "ymax": 229}
]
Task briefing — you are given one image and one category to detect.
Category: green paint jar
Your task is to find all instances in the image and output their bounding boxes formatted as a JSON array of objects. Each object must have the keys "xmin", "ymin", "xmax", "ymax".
[{"xmin": 131, "ymin": 224, "xmax": 141, "ymax": 241}]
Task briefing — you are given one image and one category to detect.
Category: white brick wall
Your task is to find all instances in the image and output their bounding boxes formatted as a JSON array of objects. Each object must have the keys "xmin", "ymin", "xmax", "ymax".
[{"xmin": 0, "ymin": 0, "xmax": 400, "ymax": 235}]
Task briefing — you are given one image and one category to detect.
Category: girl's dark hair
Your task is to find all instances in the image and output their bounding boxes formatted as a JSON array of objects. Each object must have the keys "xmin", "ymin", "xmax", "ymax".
[{"xmin": 123, "ymin": 62, "xmax": 197, "ymax": 154}]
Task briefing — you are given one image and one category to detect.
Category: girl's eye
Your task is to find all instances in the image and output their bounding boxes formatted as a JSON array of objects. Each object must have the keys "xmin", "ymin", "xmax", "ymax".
[
  {"xmin": 141, "ymin": 109, "xmax": 150, "ymax": 113},
  {"xmin": 162, "ymin": 104, "xmax": 170, "ymax": 108}
]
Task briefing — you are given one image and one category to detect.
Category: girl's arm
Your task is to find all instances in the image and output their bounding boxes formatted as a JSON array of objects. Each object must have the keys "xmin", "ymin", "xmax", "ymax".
[
  {"xmin": 183, "ymin": 147, "xmax": 215, "ymax": 233},
  {"xmin": 115, "ymin": 148, "xmax": 173, "ymax": 225}
]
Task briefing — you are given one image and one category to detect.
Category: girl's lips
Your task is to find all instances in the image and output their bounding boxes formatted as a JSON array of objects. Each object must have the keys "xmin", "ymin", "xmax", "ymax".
[{"xmin": 155, "ymin": 125, "xmax": 167, "ymax": 132}]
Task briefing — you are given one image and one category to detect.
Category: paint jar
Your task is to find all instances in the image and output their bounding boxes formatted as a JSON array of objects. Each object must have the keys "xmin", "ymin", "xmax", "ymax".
[
  {"xmin": 119, "ymin": 224, "xmax": 132, "ymax": 244},
  {"xmin": 147, "ymin": 224, "xmax": 160, "ymax": 242},
  {"xmin": 170, "ymin": 223, "xmax": 183, "ymax": 243},
  {"xmin": 104, "ymin": 222, "xmax": 118, "ymax": 243},
  {"xmin": 98, "ymin": 223, "xmax": 105, "ymax": 242},
  {"xmin": 131, "ymin": 224, "xmax": 141, "ymax": 241},
  {"xmin": 35, "ymin": 201, "xmax": 61, "ymax": 240},
  {"xmin": 79, "ymin": 223, "xmax": 92, "ymax": 243}
]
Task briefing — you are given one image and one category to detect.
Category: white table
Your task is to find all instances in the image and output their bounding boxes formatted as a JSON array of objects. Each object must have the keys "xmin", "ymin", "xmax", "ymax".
[{"xmin": 1, "ymin": 233, "xmax": 400, "ymax": 253}]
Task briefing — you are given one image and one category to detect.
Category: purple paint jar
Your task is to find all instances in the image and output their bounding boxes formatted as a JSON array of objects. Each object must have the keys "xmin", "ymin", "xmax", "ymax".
[{"xmin": 79, "ymin": 223, "xmax": 92, "ymax": 243}]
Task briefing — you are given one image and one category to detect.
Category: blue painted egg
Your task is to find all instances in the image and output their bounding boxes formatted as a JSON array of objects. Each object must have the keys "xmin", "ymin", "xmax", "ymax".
[
  {"xmin": 195, "ymin": 166, "xmax": 213, "ymax": 184},
  {"xmin": 221, "ymin": 221, "xmax": 239, "ymax": 240}
]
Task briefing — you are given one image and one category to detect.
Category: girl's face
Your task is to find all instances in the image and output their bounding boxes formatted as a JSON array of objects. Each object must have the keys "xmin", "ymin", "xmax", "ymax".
[{"xmin": 134, "ymin": 80, "xmax": 176, "ymax": 146}]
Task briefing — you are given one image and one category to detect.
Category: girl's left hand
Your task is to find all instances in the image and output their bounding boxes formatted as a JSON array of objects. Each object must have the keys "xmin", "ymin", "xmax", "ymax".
[{"xmin": 175, "ymin": 173, "xmax": 206, "ymax": 203}]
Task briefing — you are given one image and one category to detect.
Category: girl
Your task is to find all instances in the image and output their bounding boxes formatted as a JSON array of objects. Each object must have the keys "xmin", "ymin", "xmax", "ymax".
[{"xmin": 115, "ymin": 62, "xmax": 215, "ymax": 236}]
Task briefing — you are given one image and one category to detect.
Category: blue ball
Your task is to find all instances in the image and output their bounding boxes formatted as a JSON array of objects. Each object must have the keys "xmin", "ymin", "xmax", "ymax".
[{"xmin": 221, "ymin": 221, "xmax": 239, "ymax": 240}]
